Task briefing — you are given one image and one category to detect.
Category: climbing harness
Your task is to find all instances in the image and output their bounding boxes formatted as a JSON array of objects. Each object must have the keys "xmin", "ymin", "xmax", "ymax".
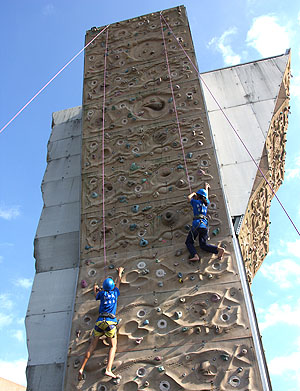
[{"xmin": 99, "ymin": 312, "xmax": 116, "ymax": 319}]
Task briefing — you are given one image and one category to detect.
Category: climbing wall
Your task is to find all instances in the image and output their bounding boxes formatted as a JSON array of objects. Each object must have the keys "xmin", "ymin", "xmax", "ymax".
[{"xmin": 64, "ymin": 6, "xmax": 267, "ymax": 391}]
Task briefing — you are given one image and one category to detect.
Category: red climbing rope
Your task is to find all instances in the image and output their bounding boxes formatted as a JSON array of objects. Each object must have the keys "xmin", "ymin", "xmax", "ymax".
[
  {"xmin": 0, "ymin": 24, "xmax": 110, "ymax": 135},
  {"xmin": 102, "ymin": 28, "xmax": 109, "ymax": 275},
  {"xmin": 160, "ymin": 13, "xmax": 300, "ymax": 237},
  {"xmin": 160, "ymin": 13, "xmax": 192, "ymax": 194}
]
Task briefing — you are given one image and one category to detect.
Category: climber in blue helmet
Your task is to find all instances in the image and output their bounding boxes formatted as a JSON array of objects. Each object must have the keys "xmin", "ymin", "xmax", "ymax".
[
  {"xmin": 78, "ymin": 266, "xmax": 124, "ymax": 381},
  {"xmin": 185, "ymin": 182, "xmax": 224, "ymax": 261}
]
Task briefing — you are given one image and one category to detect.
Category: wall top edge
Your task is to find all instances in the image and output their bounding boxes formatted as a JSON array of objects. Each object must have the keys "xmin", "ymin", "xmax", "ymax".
[{"xmin": 85, "ymin": 5, "xmax": 186, "ymax": 34}]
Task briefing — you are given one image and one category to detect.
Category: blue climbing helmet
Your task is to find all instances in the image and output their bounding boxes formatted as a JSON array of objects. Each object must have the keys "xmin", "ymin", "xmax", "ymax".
[
  {"xmin": 196, "ymin": 189, "xmax": 207, "ymax": 198},
  {"xmin": 103, "ymin": 277, "xmax": 115, "ymax": 291}
]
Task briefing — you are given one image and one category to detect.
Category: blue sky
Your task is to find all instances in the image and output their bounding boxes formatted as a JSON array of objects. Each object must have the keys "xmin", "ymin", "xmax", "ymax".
[{"xmin": 0, "ymin": 0, "xmax": 299, "ymax": 389}]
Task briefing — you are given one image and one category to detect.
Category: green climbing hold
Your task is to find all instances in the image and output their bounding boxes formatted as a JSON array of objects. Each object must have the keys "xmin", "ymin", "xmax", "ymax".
[
  {"xmin": 212, "ymin": 228, "xmax": 220, "ymax": 236},
  {"xmin": 130, "ymin": 162, "xmax": 139, "ymax": 171},
  {"xmin": 141, "ymin": 178, "xmax": 147, "ymax": 184},
  {"xmin": 128, "ymin": 113, "xmax": 133, "ymax": 118},
  {"xmin": 130, "ymin": 224, "xmax": 137, "ymax": 231},
  {"xmin": 177, "ymin": 164, "xmax": 184, "ymax": 169},
  {"xmin": 142, "ymin": 205, "xmax": 152, "ymax": 212},
  {"xmin": 118, "ymin": 196, "xmax": 127, "ymax": 203},
  {"xmin": 157, "ymin": 366, "xmax": 165, "ymax": 372},
  {"xmin": 182, "ymin": 327, "xmax": 189, "ymax": 332},
  {"xmin": 168, "ymin": 97, "xmax": 173, "ymax": 103}
]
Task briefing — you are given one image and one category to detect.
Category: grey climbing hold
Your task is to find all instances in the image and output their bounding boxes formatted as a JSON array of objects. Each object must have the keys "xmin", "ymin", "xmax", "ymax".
[
  {"xmin": 177, "ymin": 164, "xmax": 184, "ymax": 169},
  {"xmin": 130, "ymin": 223, "xmax": 137, "ymax": 231},
  {"xmin": 182, "ymin": 327, "xmax": 189, "ymax": 332},
  {"xmin": 91, "ymin": 192, "xmax": 98, "ymax": 198},
  {"xmin": 143, "ymin": 319, "xmax": 149, "ymax": 325},
  {"xmin": 177, "ymin": 272, "xmax": 183, "ymax": 278},
  {"xmin": 186, "ymin": 152, "xmax": 193, "ymax": 158},
  {"xmin": 118, "ymin": 196, "xmax": 127, "ymax": 203},
  {"xmin": 109, "ymin": 264, "xmax": 115, "ymax": 269},
  {"xmin": 85, "ymin": 245, "xmax": 93, "ymax": 250},
  {"xmin": 158, "ymin": 282, "xmax": 163, "ymax": 287}
]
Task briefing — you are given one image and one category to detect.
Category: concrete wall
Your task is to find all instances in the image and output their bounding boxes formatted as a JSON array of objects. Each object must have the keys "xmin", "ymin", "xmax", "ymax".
[{"xmin": 26, "ymin": 107, "xmax": 82, "ymax": 391}]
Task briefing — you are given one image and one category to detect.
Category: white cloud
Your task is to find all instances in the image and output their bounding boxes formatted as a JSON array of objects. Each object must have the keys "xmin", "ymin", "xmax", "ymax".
[
  {"xmin": 246, "ymin": 15, "xmax": 290, "ymax": 57},
  {"xmin": 258, "ymin": 299, "xmax": 300, "ymax": 330},
  {"xmin": 42, "ymin": 3, "xmax": 54, "ymax": 16},
  {"xmin": 0, "ymin": 358, "xmax": 27, "ymax": 386},
  {"xmin": 260, "ymin": 258, "xmax": 300, "ymax": 288},
  {"xmin": 269, "ymin": 336, "xmax": 300, "ymax": 389},
  {"xmin": 13, "ymin": 278, "xmax": 33, "ymax": 289},
  {"xmin": 286, "ymin": 239, "xmax": 300, "ymax": 258},
  {"xmin": 0, "ymin": 293, "xmax": 14, "ymax": 310},
  {"xmin": 0, "ymin": 313, "xmax": 13, "ymax": 329},
  {"xmin": 208, "ymin": 27, "xmax": 241, "ymax": 66},
  {"xmin": 12, "ymin": 329, "xmax": 24, "ymax": 342},
  {"xmin": 0, "ymin": 204, "xmax": 21, "ymax": 220},
  {"xmin": 285, "ymin": 155, "xmax": 300, "ymax": 180}
]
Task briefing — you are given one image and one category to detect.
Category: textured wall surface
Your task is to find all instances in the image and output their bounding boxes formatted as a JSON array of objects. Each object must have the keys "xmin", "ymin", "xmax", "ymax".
[
  {"xmin": 26, "ymin": 107, "xmax": 82, "ymax": 391},
  {"xmin": 201, "ymin": 53, "xmax": 291, "ymax": 282},
  {"xmin": 64, "ymin": 6, "xmax": 268, "ymax": 391}
]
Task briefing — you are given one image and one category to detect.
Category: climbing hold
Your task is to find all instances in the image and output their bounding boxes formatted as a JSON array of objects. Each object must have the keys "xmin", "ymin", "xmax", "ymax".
[
  {"xmin": 118, "ymin": 156, "xmax": 125, "ymax": 163},
  {"xmin": 75, "ymin": 330, "xmax": 81, "ymax": 338},
  {"xmin": 142, "ymin": 205, "xmax": 152, "ymax": 211},
  {"xmin": 118, "ymin": 196, "xmax": 127, "ymax": 203},
  {"xmin": 132, "ymin": 205, "xmax": 139, "ymax": 213},
  {"xmin": 168, "ymin": 97, "xmax": 173, "ymax": 103},
  {"xmin": 220, "ymin": 353, "xmax": 230, "ymax": 361},
  {"xmin": 179, "ymin": 297, "xmax": 186, "ymax": 303},
  {"xmin": 91, "ymin": 192, "xmax": 98, "ymax": 198},
  {"xmin": 130, "ymin": 224, "xmax": 137, "ymax": 231},
  {"xmin": 174, "ymin": 311, "xmax": 182, "ymax": 319},
  {"xmin": 177, "ymin": 164, "xmax": 184, "ymax": 169},
  {"xmin": 178, "ymin": 278, "xmax": 183, "ymax": 283},
  {"xmin": 139, "ymin": 238, "xmax": 148, "ymax": 247},
  {"xmin": 130, "ymin": 162, "xmax": 139, "ymax": 171},
  {"xmin": 85, "ymin": 245, "xmax": 93, "ymax": 250},
  {"xmin": 112, "ymin": 376, "xmax": 122, "ymax": 385},
  {"xmin": 186, "ymin": 152, "xmax": 193, "ymax": 158},
  {"xmin": 196, "ymin": 327, "xmax": 201, "ymax": 334},
  {"xmin": 142, "ymin": 269, "xmax": 150, "ymax": 275},
  {"xmin": 190, "ymin": 275, "xmax": 195, "ymax": 281},
  {"xmin": 144, "ymin": 381, "xmax": 150, "ymax": 387},
  {"xmin": 141, "ymin": 178, "xmax": 147, "ymax": 184},
  {"xmin": 211, "ymin": 293, "xmax": 221, "ymax": 302},
  {"xmin": 212, "ymin": 228, "xmax": 220, "ymax": 236},
  {"xmin": 81, "ymin": 280, "xmax": 88, "ymax": 288},
  {"xmin": 143, "ymin": 319, "xmax": 149, "ymax": 326},
  {"xmin": 135, "ymin": 337, "xmax": 143, "ymax": 344},
  {"xmin": 156, "ymin": 307, "xmax": 161, "ymax": 312},
  {"xmin": 154, "ymin": 356, "xmax": 162, "ymax": 361},
  {"xmin": 182, "ymin": 327, "xmax": 189, "ymax": 332},
  {"xmin": 136, "ymin": 367, "xmax": 146, "ymax": 377},
  {"xmin": 177, "ymin": 272, "xmax": 183, "ymax": 278},
  {"xmin": 158, "ymin": 281, "xmax": 164, "ymax": 287},
  {"xmin": 237, "ymin": 367, "xmax": 243, "ymax": 373},
  {"xmin": 157, "ymin": 366, "xmax": 165, "ymax": 373},
  {"xmin": 109, "ymin": 264, "xmax": 115, "ymax": 269}
]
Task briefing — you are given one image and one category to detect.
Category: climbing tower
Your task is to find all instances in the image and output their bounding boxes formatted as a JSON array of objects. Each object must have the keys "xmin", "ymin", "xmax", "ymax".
[{"xmin": 26, "ymin": 5, "xmax": 291, "ymax": 391}]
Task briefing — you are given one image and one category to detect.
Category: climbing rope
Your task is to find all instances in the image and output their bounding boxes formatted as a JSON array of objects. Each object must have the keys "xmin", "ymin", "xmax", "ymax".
[
  {"xmin": 102, "ymin": 28, "xmax": 109, "ymax": 276},
  {"xmin": 0, "ymin": 24, "xmax": 110, "ymax": 135},
  {"xmin": 160, "ymin": 13, "xmax": 192, "ymax": 194},
  {"xmin": 160, "ymin": 13, "xmax": 300, "ymax": 237}
]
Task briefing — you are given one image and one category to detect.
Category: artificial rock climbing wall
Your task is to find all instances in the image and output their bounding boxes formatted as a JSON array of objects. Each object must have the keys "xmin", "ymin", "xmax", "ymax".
[
  {"xmin": 238, "ymin": 57, "xmax": 291, "ymax": 282},
  {"xmin": 64, "ymin": 6, "xmax": 268, "ymax": 391}
]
